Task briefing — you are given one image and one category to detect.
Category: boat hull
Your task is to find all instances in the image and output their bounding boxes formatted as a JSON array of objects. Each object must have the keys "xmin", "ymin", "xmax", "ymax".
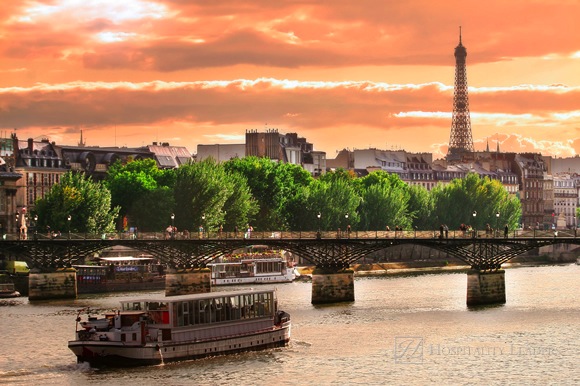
[
  {"xmin": 69, "ymin": 322, "xmax": 291, "ymax": 367},
  {"xmin": 0, "ymin": 291, "xmax": 20, "ymax": 298},
  {"xmin": 211, "ymin": 273, "xmax": 294, "ymax": 286}
]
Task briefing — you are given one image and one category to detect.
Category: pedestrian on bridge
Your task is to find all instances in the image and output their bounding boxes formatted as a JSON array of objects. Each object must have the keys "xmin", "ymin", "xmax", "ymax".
[{"xmin": 504, "ymin": 224, "xmax": 509, "ymax": 238}]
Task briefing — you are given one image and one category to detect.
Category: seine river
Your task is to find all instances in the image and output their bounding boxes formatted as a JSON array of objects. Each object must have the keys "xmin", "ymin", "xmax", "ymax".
[{"xmin": 0, "ymin": 264, "xmax": 578, "ymax": 385}]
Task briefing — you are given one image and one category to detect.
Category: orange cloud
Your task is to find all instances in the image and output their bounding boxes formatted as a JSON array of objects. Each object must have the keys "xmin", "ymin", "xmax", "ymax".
[{"xmin": 0, "ymin": 0, "xmax": 578, "ymax": 161}]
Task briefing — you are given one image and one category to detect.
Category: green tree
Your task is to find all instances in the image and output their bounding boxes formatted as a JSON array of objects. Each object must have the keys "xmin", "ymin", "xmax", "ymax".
[
  {"xmin": 430, "ymin": 173, "xmax": 521, "ymax": 231},
  {"xmin": 173, "ymin": 159, "xmax": 257, "ymax": 232},
  {"xmin": 106, "ymin": 159, "xmax": 175, "ymax": 229},
  {"xmin": 406, "ymin": 184, "xmax": 435, "ymax": 229},
  {"xmin": 287, "ymin": 176, "xmax": 360, "ymax": 231},
  {"xmin": 130, "ymin": 187, "xmax": 175, "ymax": 231},
  {"xmin": 357, "ymin": 171, "xmax": 411, "ymax": 230},
  {"xmin": 224, "ymin": 157, "xmax": 313, "ymax": 230},
  {"xmin": 222, "ymin": 172, "xmax": 259, "ymax": 231},
  {"xmin": 35, "ymin": 172, "xmax": 118, "ymax": 233}
]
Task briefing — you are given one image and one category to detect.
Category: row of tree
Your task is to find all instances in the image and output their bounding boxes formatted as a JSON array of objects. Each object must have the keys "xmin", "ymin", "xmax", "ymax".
[{"xmin": 33, "ymin": 157, "xmax": 523, "ymax": 233}]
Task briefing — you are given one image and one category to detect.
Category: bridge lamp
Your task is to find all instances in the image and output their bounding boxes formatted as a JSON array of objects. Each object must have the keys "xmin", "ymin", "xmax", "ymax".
[
  {"xmin": 67, "ymin": 214, "xmax": 72, "ymax": 239},
  {"xmin": 472, "ymin": 211, "xmax": 477, "ymax": 238},
  {"xmin": 317, "ymin": 212, "xmax": 322, "ymax": 234},
  {"xmin": 495, "ymin": 212, "xmax": 500, "ymax": 236},
  {"xmin": 34, "ymin": 215, "xmax": 38, "ymax": 239}
]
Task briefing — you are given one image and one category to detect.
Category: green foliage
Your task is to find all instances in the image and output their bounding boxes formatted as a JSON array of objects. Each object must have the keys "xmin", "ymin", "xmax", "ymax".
[
  {"xmin": 406, "ymin": 184, "xmax": 435, "ymax": 229},
  {"xmin": 38, "ymin": 158, "xmax": 524, "ymax": 234},
  {"xmin": 105, "ymin": 159, "xmax": 176, "ymax": 229},
  {"xmin": 35, "ymin": 172, "xmax": 118, "ymax": 233},
  {"xmin": 430, "ymin": 173, "xmax": 521, "ymax": 230},
  {"xmin": 296, "ymin": 177, "xmax": 360, "ymax": 231},
  {"xmin": 224, "ymin": 157, "xmax": 313, "ymax": 230},
  {"xmin": 358, "ymin": 171, "xmax": 411, "ymax": 230},
  {"xmin": 130, "ymin": 187, "xmax": 175, "ymax": 231},
  {"xmin": 173, "ymin": 159, "xmax": 257, "ymax": 231}
]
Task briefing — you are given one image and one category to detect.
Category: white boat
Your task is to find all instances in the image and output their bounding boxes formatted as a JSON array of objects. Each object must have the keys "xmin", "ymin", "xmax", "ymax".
[
  {"xmin": 68, "ymin": 288, "xmax": 291, "ymax": 367},
  {"xmin": 207, "ymin": 246, "xmax": 296, "ymax": 286}
]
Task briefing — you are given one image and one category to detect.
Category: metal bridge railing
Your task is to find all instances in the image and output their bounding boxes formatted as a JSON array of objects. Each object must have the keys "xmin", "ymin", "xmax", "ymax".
[{"xmin": 1, "ymin": 229, "xmax": 576, "ymax": 241}]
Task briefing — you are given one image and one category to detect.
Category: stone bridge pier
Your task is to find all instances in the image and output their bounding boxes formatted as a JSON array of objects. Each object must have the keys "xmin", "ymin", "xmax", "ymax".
[
  {"xmin": 28, "ymin": 268, "xmax": 78, "ymax": 301},
  {"xmin": 311, "ymin": 268, "xmax": 355, "ymax": 304},
  {"xmin": 466, "ymin": 269, "xmax": 506, "ymax": 306},
  {"xmin": 165, "ymin": 268, "xmax": 211, "ymax": 296}
]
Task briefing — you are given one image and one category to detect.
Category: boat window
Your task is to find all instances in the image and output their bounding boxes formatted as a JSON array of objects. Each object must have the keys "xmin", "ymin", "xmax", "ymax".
[
  {"xmin": 228, "ymin": 296, "xmax": 240, "ymax": 320},
  {"xmin": 197, "ymin": 299, "xmax": 209, "ymax": 324},
  {"xmin": 177, "ymin": 302, "xmax": 184, "ymax": 326},
  {"xmin": 211, "ymin": 298, "xmax": 222, "ymax": 322},
  {"xmin": 187, "ymin": 301, "xmax": 194, "ymax": 325},
  {"xmin": 173, "ymin": 303, "xmax": 179, "ymax": 327},
  {"xmin": 124, "ymin": 301, "xmax": 144, "ymax": 311}
]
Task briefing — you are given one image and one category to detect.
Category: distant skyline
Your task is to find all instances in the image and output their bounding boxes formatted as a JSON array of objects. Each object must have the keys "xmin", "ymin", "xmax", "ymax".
[{"xmin": 0, "ymin": 1, "xmax": 578, "ymax": 159}]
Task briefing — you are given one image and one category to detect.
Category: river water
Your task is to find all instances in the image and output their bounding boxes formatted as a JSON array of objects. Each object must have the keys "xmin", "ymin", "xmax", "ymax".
[{"xmin": 0, "ymin": 264, "xmax": 578, "ymax": 385}]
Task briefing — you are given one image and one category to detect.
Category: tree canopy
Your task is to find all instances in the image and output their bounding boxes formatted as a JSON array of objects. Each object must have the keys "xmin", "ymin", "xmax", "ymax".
[
  {"xmin": 35, "ymin": 171, "xmax": 119, "ymax": 233},
  {"xmin": 33, "ymin": 158, "xmax": 523, "ymax": 234}
]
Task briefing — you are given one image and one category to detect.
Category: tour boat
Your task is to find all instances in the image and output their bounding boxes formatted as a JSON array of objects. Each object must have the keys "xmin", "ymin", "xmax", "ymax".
[
  {"xmin": 207, "ymin": 246, "xmax": 297, "ymax": 286},
  {"xmin": 68, "ymin": 288, "xmax": 291, "ymax": 366}
]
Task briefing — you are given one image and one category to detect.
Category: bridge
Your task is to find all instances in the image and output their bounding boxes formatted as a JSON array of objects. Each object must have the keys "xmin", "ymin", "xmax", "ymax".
[{"xmin": 2, "ymin": 228, "xmax": 578, "ymax": 305}]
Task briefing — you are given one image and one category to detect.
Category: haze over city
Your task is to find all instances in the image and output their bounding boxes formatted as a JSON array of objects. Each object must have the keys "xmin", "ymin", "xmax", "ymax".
[{"xmin": 0, "ymin": 0, "xmax": 578, "ymax": 159}]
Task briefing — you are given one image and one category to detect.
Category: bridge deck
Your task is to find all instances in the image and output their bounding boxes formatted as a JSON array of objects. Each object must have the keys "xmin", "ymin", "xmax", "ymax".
[{"xmin": 2, "ymin": 229, "xmax": 578, "ymax": 271}]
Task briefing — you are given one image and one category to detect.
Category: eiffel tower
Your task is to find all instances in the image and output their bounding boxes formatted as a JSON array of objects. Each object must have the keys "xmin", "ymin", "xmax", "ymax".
[{"xmin": 447, "ymin": 27, "xmax": 474, "ymax": 161}]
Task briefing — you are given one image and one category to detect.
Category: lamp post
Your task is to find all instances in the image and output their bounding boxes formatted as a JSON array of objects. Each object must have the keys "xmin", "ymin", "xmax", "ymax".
[
  {"xmin": 495, "ymin": 211, "xmax": 500, "ymax": 237},
  {"xmin": 317, "ymin": 212, "xmax": 321, "ymax": 239},
  {"xmin": 170, "ymin": 213, "xmax": 175, "ymax": 239},
  {"xmin": 472, "ymin": 211, "xmax": 477, "ymax": 238},
  {"xmin": 67, "ymin": 214, "xmax": 71, "ymax": 240},
  {"xmin": 345, "ymin": 213, "xmax": 349, "ymax": 238},
  {"xmin": 34, "ymin": 215, "xmax": 38, "ymax": 240},
  {"xmin": 15, "ymin": 212, "xmax": 19, "ymax": 236},
  {"xmin": 201, "ymin": 214, "xmax": 206, "ymax": 238}
]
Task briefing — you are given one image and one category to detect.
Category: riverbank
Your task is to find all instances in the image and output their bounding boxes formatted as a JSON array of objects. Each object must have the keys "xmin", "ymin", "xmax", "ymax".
[{"xmin": 295, "ymin": 257, "xmax": 563, "ymax": 279}]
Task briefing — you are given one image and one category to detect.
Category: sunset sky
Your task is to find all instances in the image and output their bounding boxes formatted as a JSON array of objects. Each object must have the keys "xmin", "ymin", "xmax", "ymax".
[{"xmin": 0, "ymin": 0, "xmax": 578, "ymax": 160}]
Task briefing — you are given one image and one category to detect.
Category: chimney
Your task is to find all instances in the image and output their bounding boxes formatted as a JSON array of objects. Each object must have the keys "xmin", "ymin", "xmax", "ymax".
[{"xmin": 28, "ymin": 138, "xmax": 33, "ymax": 152}]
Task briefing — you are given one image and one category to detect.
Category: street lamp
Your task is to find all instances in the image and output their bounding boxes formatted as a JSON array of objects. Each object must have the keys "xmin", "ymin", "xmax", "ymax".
[
  {"xmin": 201, "ymin": 214, "xmax": 206, "ymax": 238},
  {"xmin": 170, "ymin": 213, "xmax": 175, "ymax": 239},
  {"xmin": 317, "ymin": 212, "xmax": 321, "ymax": 238},
  {"xmin": 345, "ymin": 213, "xmax": 349, "ymax": 238},
  {"xmin": 495, "ymin": 211, "xmax": 500, "ymax": 237},
  {"xmin": 472, "ymin": 211, "xmax": 477, "ymax": 238},
  {"xmin": 34, "ymin": 215, "xmax": 38, "ymax": 240},
  {"xmin": 67, "ymin": 214, "xmax": 71, "ymax": 239}
]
